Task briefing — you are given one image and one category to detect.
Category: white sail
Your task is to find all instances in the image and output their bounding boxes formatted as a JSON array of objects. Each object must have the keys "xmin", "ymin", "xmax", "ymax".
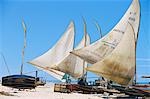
[
  {"xmin": 71, "ymin": 0, "xmax": 140, "ymax": 64},
  {"xmin": 29, "ymin": 21, "xmax": 74, "ymax": 69},
  {"xmin": 86, "ymin": 24, "xmax": 135, "ymax": 86},
  {"xmin": 52, "ymin": 33, "xmax": 90, "ymax": 78},
  {"xmin": 35, "ymin": 66, "xmax": 65, "ymax": 81},
  {"xmin": 28, "ymin": 21, "xmax": 75, "ymax": 80},
  {"xmin": 46, "ymin": 69, "xmax": 65, "ymax": 82}
]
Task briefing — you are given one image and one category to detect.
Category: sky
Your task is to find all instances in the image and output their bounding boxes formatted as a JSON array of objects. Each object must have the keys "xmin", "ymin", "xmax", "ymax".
[{"xmin": 0, "ymin": 0, "xmax": 150, "ymax": 83}]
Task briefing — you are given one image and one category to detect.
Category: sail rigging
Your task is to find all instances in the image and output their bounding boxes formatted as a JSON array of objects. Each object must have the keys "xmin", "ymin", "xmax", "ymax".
[
  {"xmin": 1, "ymin": 53, "xmax": 11, "ymax": 75},
  {"xmin": 71, "ymin": 0, "xmax": 140, "ymax": 64},
  {"xmin": 86, "ymin": 23, "xmax": 136, "ymax": 86}
]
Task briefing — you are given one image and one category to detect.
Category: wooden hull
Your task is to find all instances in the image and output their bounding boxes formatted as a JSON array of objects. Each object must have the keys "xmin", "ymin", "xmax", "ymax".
[
  {"xmin": 2, "ymin": 75, "xmax": 37, "ymax": 89},
  {"xmin": 67, "ymin": 84, "xmax": 105, "ymax": 94},
  {"xmin": 133, "ymin": 84, "xmax": 150, "ymax": 88},
  {"xmin": 111, "ymin": 85, "xmax": 150, "ymax": 97},
  {"xmin": 54, "ymin": 83, "xmax": 70, "ymax": 93},
  {"xmin": 54, "ymin": 83, "xmax": 104, "ymax": 94},
  {"xmin": 132, "ymin": 84, "xmax": 150, "ymax": 95}
]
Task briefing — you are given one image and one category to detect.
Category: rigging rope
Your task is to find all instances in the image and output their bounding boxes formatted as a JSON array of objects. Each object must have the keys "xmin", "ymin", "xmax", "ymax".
[
  {"xmin": 23, "ymin": 69, "xmax": 42, "ymax": 74},
  {"xmin": 1, "ymin": 53, "xmax": 11, "ymax": 75}
]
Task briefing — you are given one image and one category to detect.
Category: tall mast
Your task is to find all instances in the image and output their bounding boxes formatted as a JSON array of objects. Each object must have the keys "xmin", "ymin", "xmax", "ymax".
[
  {"xmin": 134, "ymin": 0, "xmax": 141, "ymax": 84},
  {"xmin": 20, "ymin": 19, "xmax": 27, "ymax": 75},
  {"xmin": 128, "ymin": 22, "xmax": 136, "ymax": 85},
  {"xmin": 94, "ymin": 21, "xmax": 106, "ymax": 82},
  {"xmin": 72, "ymin": 21, "xmax": 75, "ymax": 51},
  {"xmin": 62, "ymin": 21, "xmax": 74, "ymax": 83},
  {"xmin": 94, "ymin": 21, "xmax": 102, "ymax": 38},
  {"xmin": 135, "ymin": 44, "xmax": 137, "ymax": 84},
  {"xmin": 82, "ymin": 17, "xmax": 87, "ymax": 81}
]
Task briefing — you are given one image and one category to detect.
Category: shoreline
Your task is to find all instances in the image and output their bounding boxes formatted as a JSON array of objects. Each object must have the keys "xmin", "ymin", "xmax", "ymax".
[{"xmin": 0, "ymin": 83, "xmax": 102, "ymax": 99}]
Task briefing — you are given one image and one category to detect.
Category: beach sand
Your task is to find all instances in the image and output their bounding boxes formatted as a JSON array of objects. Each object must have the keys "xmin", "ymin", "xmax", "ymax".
[{"xmin": 0, "ymin": 83, "xmax": 102, "ymax": 99}]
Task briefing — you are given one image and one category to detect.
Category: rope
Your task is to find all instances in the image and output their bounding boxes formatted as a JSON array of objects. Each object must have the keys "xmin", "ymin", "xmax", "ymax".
[
  {"xmin": 1, "ymin": 53, "xmax": 11, "ymax": 75},
  {"xmin": 23, "ymin": 69, "xmax": 42, "ymax": 74}
]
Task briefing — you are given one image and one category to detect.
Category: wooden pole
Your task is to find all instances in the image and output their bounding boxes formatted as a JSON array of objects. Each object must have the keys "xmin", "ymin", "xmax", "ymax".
[
  {"xmin": 21, "ymin": 19, "xmax": 27, "ymax": 75},
  {"xmin": 82, "ymin": 17, "xmax": 87, "ymax": 82}
]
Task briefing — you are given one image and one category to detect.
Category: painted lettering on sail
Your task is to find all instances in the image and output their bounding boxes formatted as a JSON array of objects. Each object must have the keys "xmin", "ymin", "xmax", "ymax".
[
  {"xmin": 86, "ymin": 23, "xmax": 136, "ymax": 85},
  {"xmin": 130, "ymin": 12, "xmax": 136, "ymax": 15},
  {"xmin": 113, "ymin": 29, "xmax": 125, "ymax": 34},
  {"xmin": 129, "ymin": 17, "xmax": 136, "ymax": 22},
  {"xmin": 70, "ymin": 0, "xmax": 140, "ymax": 65}
]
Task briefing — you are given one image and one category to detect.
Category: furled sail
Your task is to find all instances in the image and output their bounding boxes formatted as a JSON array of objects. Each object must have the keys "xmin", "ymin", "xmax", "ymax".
[
  {"xmin": 28, "ymin": 21, "xmax": 74, "ymax": 81},
  {"xmin": 52, "ymin": 33, "xmax": 90, "ymax": 78},
  {"xmin": 71, "ymin": 0, "xmax": 140, "ymax": 64},
  {"xmin": 86, "ymin": 24, "xmax": 135, "ymax": 86}
]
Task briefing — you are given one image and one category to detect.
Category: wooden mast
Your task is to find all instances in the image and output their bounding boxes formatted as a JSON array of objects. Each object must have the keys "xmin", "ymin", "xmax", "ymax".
[
  {"xmin": 20, "ymin": 19, "xmax": 27, "ymax": 75},
  {"xmin": 128, "ymin": 22, "xmax": 136, "ymax": 85},
  {"xmin": 82, "ymin": 17, "xmax": 87, "ymax": 82},
  {"xmin": 94, "ymin": 21, "xmax": 102, "ymax": 38}
]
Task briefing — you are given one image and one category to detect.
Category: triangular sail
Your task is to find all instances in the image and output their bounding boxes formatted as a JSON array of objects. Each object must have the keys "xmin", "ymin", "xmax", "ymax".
[
  {"xmin": 29, "ymin": 21, "xmax": 74, "ymax": 69},
  {"xmin": 46, "ymin": 69, "xmax": 65, "ymax": 82},
  {"xmin": 71, "ymin": 0, "xmax": 140, "ymax": 64},
  {"xmin": 35, "ymin": 66, "xmax": 65, "ymax": 81},
  {"xmin": 86, "ymin": 24, "xmax": 135, "ymax": 86},
  {"xmin": 52, "ymin": 33, "xmax": 90, "ymax": 78},
  {"xmin": 28, "ymin": 21, "xmax": 75, "ymax": 81}
]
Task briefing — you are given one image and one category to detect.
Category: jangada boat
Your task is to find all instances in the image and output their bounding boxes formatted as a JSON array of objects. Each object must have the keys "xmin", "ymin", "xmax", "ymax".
[
  {"xmin": 28, "ymin": 20, "xmax": 90, "ymax": 83},
  {"xmin": 71, "ymin": 0, "xmax": 150, "ymax": 97},
  {"xmin": 2, "ymin": 20, "xmax": 41, "ymax": 89}
]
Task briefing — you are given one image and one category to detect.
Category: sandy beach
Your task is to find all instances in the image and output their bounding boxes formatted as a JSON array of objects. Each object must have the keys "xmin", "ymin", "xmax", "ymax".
[{"xmin": 0, "ymin": 83, "xmax": 102, "ymax": 99}]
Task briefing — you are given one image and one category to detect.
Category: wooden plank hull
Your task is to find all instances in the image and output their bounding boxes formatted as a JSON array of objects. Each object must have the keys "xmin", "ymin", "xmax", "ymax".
[
  {"xmin": 54, "ymin": 83, "xmax": 70, "ymax": 93},
  {"xmin": 2, "ymin": 75, "xmax": 37, "ymax": 89},
  {"xmin": 111, "ymin": 85, "xmax": 150, "ymax": 97},
  {"xmin": 54, "ymin": 83, "xmax": 104, "ymax": 94}
]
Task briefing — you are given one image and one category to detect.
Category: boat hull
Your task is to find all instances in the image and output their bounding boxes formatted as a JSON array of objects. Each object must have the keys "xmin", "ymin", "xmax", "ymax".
[
  {"xmin": 54, "ymin": 83, "xmax": 104, "ymax": 94},
  {"xmin": 2, "ymin": 75, "xmax": 37, "ymax": 89},
  {"xmin": 111, "ymin": 85, "xmax": 150, "ymax": 97}
]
